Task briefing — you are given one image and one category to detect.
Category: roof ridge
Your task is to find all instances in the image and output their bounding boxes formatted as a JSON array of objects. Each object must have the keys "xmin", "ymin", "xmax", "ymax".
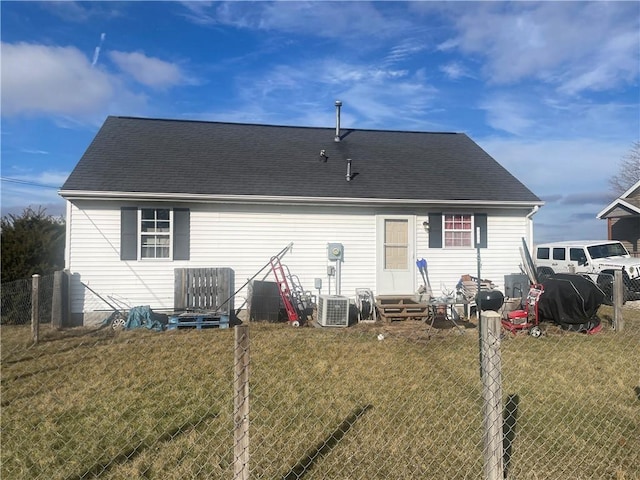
[{"xmin": 108, "ymin": 115, "xmax": 460, "ymax": 135}]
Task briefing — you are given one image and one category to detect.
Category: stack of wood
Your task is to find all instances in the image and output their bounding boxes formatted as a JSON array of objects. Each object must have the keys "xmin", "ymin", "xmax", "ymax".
[
  {"xmin": 375, "ymin": 295, "xmax": 430, "ymax": 323},
  {"xmin": 458, "ymin": 274, "xmax": 495, "ymax": 302}
]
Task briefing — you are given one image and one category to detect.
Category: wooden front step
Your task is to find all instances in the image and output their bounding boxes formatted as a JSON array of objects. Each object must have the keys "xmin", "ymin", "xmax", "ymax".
[{"xmin": 375, "ymin": 295, "xmax": 430, "ymax": 323}]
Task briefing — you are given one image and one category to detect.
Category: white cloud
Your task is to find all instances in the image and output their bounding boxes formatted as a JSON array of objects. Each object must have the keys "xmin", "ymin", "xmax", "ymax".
[
  {"xmin": 228, "ymin": 57, "xmax": 438, "ymax": 130},
  {"xmin": 437, "ymin": 38, "xmax": 459, "ymax": 52},
  {"xmin": 182, "ymin": 2, "xmax": 412, "ymax": 41},
  {"xmin": 479, "ymin": 137, "xmax": 628, "ymax": 196},
  {"xmin": 1, "ymin": 42, "xmax": 115, "ymax": 117},
  {"xmin": 340, "ymin": 80, "xmax": 439, "ymax": 130},
  {"xmin": 437, "ymin": 2, "xmax": 639, "ymax": 94},
  {"xmin": 478, "ymin": 91, "xmax": 638, "ymax": 140},
  {"xmin": 557, "ymin": 29, "xmax": 640, "ymax": 95},
  {"xmin": 385, "ymin": 40, "xmax": 428, "ymax": 66},
  {"xmin": 41, "ymin": 1, "xmax": 123, "ymax": 23},
  {"xmin": 108, "ymin": 50, "xmax": 189, "ymax": 90},
  {"xmin": 320, "ymin": 61, "xmax": 409, "ymax": 84},
  {"xmin": 478, "ymin": 95, "xmax": 535, "ymax": 136},
  {"xmin": 439, "ymin": 61, "xmax": 471, "ymax": 80},
  {"xmin": 477, "ymin": 137, "xmax": 627, "ymax": 243},
  {"xmin": 20, "ymin": 149, "xmax": 49, "ymax": 155},
  {"xmin": 0, "ymin": 41, "xmax": 193, "ymax": 122}
]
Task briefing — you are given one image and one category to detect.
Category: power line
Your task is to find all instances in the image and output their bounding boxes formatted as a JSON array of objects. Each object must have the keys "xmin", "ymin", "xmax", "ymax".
[{"xmin": 0, "ymin": 177, "xmax": 60, "ymax": 189}]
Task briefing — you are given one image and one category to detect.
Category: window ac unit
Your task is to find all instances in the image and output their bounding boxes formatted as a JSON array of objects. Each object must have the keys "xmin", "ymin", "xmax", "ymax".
[{"xmin": 317, "ymin": 295, "xmax": 350, "ymax": 327}]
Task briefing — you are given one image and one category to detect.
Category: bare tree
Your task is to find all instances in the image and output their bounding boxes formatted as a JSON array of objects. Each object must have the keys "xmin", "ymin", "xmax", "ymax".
[{"xmin": 609, "ymin": 141, "xmax": 640, "ymax": 196}]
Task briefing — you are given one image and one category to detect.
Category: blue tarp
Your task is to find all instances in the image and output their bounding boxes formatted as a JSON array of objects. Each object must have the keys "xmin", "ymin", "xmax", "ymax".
[{"xmin": 124, "ymin": 305, "xmax": 166, "ymax": 331}]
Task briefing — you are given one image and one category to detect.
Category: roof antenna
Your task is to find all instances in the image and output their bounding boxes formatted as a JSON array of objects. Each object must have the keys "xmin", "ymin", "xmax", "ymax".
[{"xmin": 334, "ymin": 100, "xmax": 342, "ymax": 142}]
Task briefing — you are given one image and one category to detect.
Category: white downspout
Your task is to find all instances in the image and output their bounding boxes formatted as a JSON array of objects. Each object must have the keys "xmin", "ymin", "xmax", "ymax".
[
  {"xmin": 64, "ymin": 199, "xmax": 72, "ymax": 269},
  {"xmin": 525, "ymin": 205, "xmax": 539, "ymax": 249}
]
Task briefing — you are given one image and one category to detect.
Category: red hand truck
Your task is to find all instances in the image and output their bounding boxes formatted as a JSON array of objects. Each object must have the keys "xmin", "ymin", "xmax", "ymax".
[{"xmin": 269, "ymin": 256, "xmax": 302, "ymax": 327}]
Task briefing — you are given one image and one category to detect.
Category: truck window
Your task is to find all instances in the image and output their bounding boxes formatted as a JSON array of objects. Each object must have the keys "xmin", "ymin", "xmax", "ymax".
[
  {"xmin": 570, "ymin": 248, "xmax": 587, "ymax": 265},
  {"xmin": 587, "ymin": 242, "xmax": 629, "ymax": 259},
  {"xmin": 552, "ymin": 248, "xmax": 566, "ymax": 261},
  {"xmin": 537, "ymin": 247, "xmax": 550, "ymax": 260}
]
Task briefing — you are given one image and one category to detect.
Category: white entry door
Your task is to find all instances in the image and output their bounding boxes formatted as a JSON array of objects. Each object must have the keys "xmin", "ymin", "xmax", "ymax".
[{"xmin": 376, "ymin": 216, "xmax": 415, "ymax": 295}]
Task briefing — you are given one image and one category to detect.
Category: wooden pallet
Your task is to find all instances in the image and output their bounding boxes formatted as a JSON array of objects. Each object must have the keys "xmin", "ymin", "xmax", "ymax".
[
  {"xmin": 375, "ymin": 296, "xmax": 430, "ymax": 323},
  {"xmin": 167, "ymin": 312, "xmax": 230, "ymax": 330},
  {"xmin": 174, "ymin": 267, "xmax": 235, "ymax": 315}
]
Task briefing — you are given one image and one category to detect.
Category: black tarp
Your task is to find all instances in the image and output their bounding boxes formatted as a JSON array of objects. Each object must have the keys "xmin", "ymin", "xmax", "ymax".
[{"xmin": 538, "ymin": 273, "xmax": 605, "ymax": 332}]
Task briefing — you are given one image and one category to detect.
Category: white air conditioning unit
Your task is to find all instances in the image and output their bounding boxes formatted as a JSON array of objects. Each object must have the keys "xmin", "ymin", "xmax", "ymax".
[{"xmin": 317, "ymin": 295, "xmax": 350, "ymax": 327}]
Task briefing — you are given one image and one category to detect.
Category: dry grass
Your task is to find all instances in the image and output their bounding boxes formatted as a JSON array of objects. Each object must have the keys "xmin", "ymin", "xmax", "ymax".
[{"xmin": 1, "ymin": 306, "xmax": 639, "ymax": 479}]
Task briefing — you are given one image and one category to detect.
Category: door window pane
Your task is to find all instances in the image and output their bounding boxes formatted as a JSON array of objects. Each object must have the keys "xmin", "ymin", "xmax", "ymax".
[{"xmin": 384, "ymin": 219, "xmax": 408, "ymax": 270}]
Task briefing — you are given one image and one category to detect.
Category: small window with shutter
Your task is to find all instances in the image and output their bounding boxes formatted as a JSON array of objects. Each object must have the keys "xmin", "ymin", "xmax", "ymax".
[
  {"xmin": 428, "ymin": 213, "xmax": 487, "ymax": 249},
  {"xmin": 120, "ymin": 207, "xmax": 190, "ymax": 261}
]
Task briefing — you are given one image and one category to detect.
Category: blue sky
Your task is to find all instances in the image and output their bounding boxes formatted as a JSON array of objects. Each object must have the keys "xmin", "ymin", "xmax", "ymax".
[{"xmin": 1, "ymin": 1, "xmax": 638, "ymax": 244}]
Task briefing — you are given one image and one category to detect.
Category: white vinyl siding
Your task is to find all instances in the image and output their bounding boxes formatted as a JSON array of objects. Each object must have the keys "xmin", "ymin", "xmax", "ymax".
[
  {"xmin": 415, "ymin": 210, "xmax": 530, "ymax": 296},
  {"xmin": 66, "ymin": 200, "xmax": 533, "ymax": 323},
  {"xmin": 66, "ymin": 201, "xmax": 377, "ymax": 319}
]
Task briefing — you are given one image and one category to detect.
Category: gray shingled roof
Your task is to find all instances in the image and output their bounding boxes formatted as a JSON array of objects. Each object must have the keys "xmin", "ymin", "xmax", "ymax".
[{"xmin": 61, "ymin": 116, "xmax": 541, "ymax": 204}]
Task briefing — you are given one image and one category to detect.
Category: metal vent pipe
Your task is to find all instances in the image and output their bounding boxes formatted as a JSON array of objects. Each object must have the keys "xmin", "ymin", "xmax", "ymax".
[{"xmin": 334, "ymin": 100, "xmax": 342, "ymax": 142}]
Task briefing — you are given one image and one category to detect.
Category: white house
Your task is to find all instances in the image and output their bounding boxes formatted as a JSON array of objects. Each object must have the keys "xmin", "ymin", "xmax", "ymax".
[{"xmin": 59, "ymin": 106, "xmax": 543, "ymax": 325}]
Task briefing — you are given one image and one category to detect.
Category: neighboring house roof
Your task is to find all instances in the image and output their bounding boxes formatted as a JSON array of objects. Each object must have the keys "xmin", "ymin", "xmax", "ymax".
[
  {"xmin": 597, "ymin": 179, "xmax": 640, "ymax": 219},
  {"xmin": 60, "ymin": 116, "xmax": 542, "ymax": 207}
]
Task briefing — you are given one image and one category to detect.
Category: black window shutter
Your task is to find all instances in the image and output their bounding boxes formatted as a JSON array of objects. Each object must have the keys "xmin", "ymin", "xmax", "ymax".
[
  {"xmin": 474, "ymin": 213, "xmax": 487, "ymax": 249},
  {"xmin": 428, "ymin": 213, "xmax": 442, "ymax": 248},
  {"xmin": 120, "ymin": 207, "xmax": 138, "ymax": 261},
  {"xmin": 173, "ymin": 208, "xmax": 190, "ymax": 260}
]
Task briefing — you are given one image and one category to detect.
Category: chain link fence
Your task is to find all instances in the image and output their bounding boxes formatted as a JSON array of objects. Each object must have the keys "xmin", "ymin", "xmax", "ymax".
[
  {"xmin": 594, "ymin": 272, "xmax": 640, "ymax": 306},
  {"xmin": 1, "ymin": 274, "xmax": 639, "ymax": 479},
  {"xmin": 1, "ymin": 274, "xmax": 54, "ymax": 326}
]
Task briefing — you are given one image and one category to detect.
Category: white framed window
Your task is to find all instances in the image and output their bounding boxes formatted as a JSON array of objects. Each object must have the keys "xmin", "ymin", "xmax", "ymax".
[
  {"xmin": 121, "ymin": 207, "xmax": 189, "ymax": 261},
  {"xmin": 140, "ymin": 208, "xmax": 172, "ymax": 259},
  {"xmin": 444, "ymin": 214, "xmax": 472, "ymax": 248},
  {"xmin": 428, "ymin": 212, "xmax": 486, "ymax": 249}
]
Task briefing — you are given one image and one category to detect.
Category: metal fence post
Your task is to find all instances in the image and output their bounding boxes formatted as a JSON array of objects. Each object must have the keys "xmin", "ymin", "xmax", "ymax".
[
  {"xmin": 234, "ymin": 324, "xmax": 250, "ymax": 480},
  {"xmin": 481, "ymin": 310, "xmax": 504, "ymax": 480},
  {"xmin": 613, "ymin": 270, "xmax": 624, "ymax": 332},
  {"xmin": 31, "ymin": 274, "xmax": 40, "ymax": 344}
]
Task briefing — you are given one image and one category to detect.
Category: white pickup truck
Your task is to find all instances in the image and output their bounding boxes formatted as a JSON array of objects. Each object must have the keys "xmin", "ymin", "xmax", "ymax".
[{"xmin": 533, "ymin": 240, "xmax": 640, "ymax": 300}]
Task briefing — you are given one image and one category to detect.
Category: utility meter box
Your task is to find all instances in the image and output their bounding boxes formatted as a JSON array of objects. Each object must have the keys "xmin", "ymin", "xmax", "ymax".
[{"xmin": 327, "ymin": 243, "xmax": 344, "ymax": 261}]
